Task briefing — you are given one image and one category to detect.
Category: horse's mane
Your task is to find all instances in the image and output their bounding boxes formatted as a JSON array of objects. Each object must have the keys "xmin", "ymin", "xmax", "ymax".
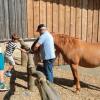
[
  {"xmin": 51, "ymin": 32, "xmax": 80, "ymax": 46},
  {"xmin": 51, "ymin": 32, "xmax": 79, "ymax": 40}
]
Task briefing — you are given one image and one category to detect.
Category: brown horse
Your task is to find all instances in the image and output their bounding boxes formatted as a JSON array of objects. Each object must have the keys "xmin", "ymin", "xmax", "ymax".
[
  {"xmin": 51, "ymin": 33, "xmax": 100, "ymax": 92},
  {"xmin": 31, "ymin": 33, "xmax": 100, "ymax": 93}
]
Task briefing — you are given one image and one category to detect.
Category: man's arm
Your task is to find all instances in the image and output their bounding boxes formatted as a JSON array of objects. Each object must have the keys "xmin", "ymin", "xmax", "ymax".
[
  {"xmin": 33, "ymin": 43, "xmax": 41, "ymax": 51},
  {"xmin": 32, "ymin": 34, "xmax": 45, "ymax": 52}
]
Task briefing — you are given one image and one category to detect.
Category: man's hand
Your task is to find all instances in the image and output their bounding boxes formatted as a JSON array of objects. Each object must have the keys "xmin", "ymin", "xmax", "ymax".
[{"xmin": 34, "ymin": 43, "xmax": 41, "ymax": 51}]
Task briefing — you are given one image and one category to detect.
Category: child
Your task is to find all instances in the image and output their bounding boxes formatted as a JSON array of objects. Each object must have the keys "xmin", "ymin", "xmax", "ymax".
[
  {"xmin": 5, "ymin": 33, "xmax": 27, "ymax": 77},
  {"xmin": 0, "ymin": 46, "xmax": 9, "ymax": 90}
]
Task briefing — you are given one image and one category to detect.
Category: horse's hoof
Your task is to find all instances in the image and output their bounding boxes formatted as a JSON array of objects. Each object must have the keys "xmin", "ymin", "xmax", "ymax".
[
  {"xmin": 75, "ymin": 90, "xmax": 80, "ymax": 94},
  {"xmin": 73, "ymin": 84, "xmax": 76, "ymax": 88}
]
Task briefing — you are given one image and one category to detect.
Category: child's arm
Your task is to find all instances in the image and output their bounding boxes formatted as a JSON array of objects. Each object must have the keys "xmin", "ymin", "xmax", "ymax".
[
  {"xmin": 16, "ymin": 45, "xmax": 28, "ymax": 53},
  {"xmin": 17, "ymin": 48, "xmax": 27, "ymax": 53}
]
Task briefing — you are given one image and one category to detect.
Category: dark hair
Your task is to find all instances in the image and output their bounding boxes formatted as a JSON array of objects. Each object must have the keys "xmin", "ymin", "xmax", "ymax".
[
  {"xmin": 11, "ymin": 33, "xmax": 20, "ymax": 40},
  {"xmin": 37, "ymin": 24, "xmax": 46, "ymax": 31}
]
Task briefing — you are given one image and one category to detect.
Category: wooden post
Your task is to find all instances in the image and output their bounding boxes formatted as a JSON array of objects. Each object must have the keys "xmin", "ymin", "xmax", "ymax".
[
  {"xmin": 32, "ymin": 71, "xmax": 61, "ymax": 100},
  {"xmin": 19, "ymin": 38, "xmax": 30, "ymax": 50},
  {"xmin": 19, "ymin": 38, "xmax": 36, "ymax": 91},
  {"xmin": 19, "ymin": 38, "xmax": 30, "ymax": 67},
  {"xmin": 27, "ymin": 53, "xmax": 36, "ymax": 91},
  {"xmin": 21, "ymin": 50, "xmax": 28, "ymax": 67}
]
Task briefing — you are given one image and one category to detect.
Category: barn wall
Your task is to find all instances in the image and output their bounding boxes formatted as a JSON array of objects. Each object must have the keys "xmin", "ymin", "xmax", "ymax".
[
  {"xmin": 0, "ymin": 0, "xmax": 100, "ymax": 65},
  {"xmin": 27, "ymin": 0, "xmax": 100, "ymax": 65},
  {"xmin": 0, "ymin": 0, "xmax": 27, "ymax": 40},
  {"xmin": 0, "ymin": 0, "xmax": 100, "ymax": 43},
  {"xmin": 28, "ymin": 0, "xmax": 100, "ymax": 43}
]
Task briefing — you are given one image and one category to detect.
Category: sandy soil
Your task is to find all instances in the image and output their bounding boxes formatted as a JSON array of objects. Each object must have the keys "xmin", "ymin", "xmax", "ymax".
[
  {"xmin": 0, "ymin": 60, "xmax": 100, "ymax": 100},
  {"xmin": 0, "ymin": 43, "xmax": 100, "ymax": 100}
]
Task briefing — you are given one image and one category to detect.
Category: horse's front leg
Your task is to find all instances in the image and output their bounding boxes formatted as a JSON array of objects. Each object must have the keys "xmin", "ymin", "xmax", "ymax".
[
  {"xmin": 70, "ymin": 66, "xmax": 77, "ymax": 85},
  {"xmin": 71, "ymin": 64, "xmax": 80, "ymax": 93}
]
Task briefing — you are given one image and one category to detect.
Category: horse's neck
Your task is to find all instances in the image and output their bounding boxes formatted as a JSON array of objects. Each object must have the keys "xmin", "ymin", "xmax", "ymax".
[{"xmin": 55, "ymin": 43, "xmax": 65, "ymax": 57}]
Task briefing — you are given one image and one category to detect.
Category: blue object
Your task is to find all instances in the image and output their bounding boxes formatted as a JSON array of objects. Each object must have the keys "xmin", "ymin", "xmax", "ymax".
[
  {"xmin": 5, "ymin": 71, "xmax": 12, "ymax": 77},
  {"xmin": 38, "ymin": 31, "xmax": 55, "ymax": 60},
  {"xmin": 0, "ymin": 53, "xmax": 5, "ymax": 70},
  {"xmin": 43, "ymin": 59, "xmax": 55, "ymax": 82}
]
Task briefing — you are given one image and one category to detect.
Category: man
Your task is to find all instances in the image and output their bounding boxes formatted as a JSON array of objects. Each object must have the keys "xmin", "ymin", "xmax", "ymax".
[{"xmin": 33, "ymin": 24, "xmax": 55, "ymax": 82}]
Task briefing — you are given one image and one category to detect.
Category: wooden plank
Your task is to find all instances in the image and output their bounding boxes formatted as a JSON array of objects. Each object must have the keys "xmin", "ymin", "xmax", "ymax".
[
  {"xmin": 64, "ymin": 0, "xmax": 70, "ymax": 64},
  {"xmin": 92, "ymin": 0, "xmax": 99, "ymax": 43},
  {"xmin": 70, "ymin": 0, "xmax": 76, "ymax": 37},
  {"xmin": 59, "ymin": 0, "xmax": 66, "ymax": 65},
  {"xmin": 15, "ymin": 0, "xmax": 22, "ymax": 36},
  {"xmin": 33, "ymin": 0, "xmax": 40, "ymax": 37},
  {"xmin": 46, "ymin": 0, "xmax": 53, "ymax": 32},
  {"xmin": 0, "ymin": 0, "xmax": 5, "ymax": 40},
  {"xmin": 4, "ymin": 0, "xmax": 9, "ymax": 39},
  {"xmin": 81, "ymin": 0, "xmax": 88, "ymax": 41},
  {"xmin": 8, "ymin": 0, "xmax": 16, "ymax": 34},
  {"xmin": 21, "ymin": 0, "xmax": 28, "ymax": 38},
  {"xmin": 58, "ymin": 0, "xmax": 65, "ymax": 34},
  {"xmin": 15, "ymin": 0, "xmax": 18, "ymax": 33},
  {"xmin": 52, "ymin": 0, "xmax": 59, "ymax": 33},
  {"xmin": 14, "ymin": 0, "xmax": 18, "ymax": 32},
  {"xmin": 52, "ymin": 0, "xmax": 59, "ymax": 65},
  {"xmin": 27, "ymin": 0, "xmax": 34, "ymax": 38},
  {"xmin": 65, "ymin": 0, "xmax": 71, "ymax": 35},
  {"xmin": 98, "ymin": 2, "xmax": 100, "ymax": 42},
  {"xmin": 76, "ymin": 0, "xmax": 82, "ymax": 39},
  {"xmin": 86, "ymin": 0, "xmax": 93, "ymax": 43},
  {"xmin": 39, "ymin": 0, "xmax": 46, "ymax": 25}
]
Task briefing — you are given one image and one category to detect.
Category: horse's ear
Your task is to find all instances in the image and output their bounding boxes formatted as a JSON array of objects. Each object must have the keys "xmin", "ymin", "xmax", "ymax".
[{"xmin": 50, "ymin": 32, "xmax": 55, "ymax": 34}]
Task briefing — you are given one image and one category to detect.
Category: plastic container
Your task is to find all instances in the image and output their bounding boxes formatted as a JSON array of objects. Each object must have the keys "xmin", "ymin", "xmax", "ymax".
[{"xmin": 0, "ymin": 53, "xmax": 5, "ymax": 70}]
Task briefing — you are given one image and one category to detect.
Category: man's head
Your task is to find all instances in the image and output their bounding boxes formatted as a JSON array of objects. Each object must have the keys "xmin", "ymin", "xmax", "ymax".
[
  {"xmin": 36, "ymin": 24, "xmax": 47, "ymax": 35},
  {"xmin": 11, "ymin": 33, "xmax": 20, "ymax": 42}
]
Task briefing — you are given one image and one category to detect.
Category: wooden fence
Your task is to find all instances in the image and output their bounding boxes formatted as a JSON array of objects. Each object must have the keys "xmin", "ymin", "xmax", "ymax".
[
  {"xmin": 0, "ymin": 0, "xmax": 100, "ymax": 43},
  {"xmin": 28, "ymin": 0, "xmax": 100, "ymax": 43},
  {"xmin": 0, "ymin": 0, "xmax": 27, "ymax": 40},
  {"xmin": 0, "ymin": 0, "xmax": 100, "ymax": 64}
]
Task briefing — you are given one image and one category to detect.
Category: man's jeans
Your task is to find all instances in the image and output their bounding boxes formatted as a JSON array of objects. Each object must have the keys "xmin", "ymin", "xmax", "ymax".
[{"xmin": 43, "ymin": 59, "xmax": 55, "ymax": 82}]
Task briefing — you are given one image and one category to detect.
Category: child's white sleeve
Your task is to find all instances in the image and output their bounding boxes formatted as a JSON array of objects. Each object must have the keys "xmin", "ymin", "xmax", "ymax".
[{"xmin": 15, "ymin": 44, "xmax": 21, "ymax": 49}]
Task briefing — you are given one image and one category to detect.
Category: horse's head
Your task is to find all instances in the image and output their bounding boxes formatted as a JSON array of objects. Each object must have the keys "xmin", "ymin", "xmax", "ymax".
[{"xmin": 31, "ymin": 38, "xmax": 40, "ymax": 53}]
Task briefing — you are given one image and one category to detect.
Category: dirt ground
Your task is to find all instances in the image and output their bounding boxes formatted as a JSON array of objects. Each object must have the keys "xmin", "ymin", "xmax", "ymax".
[
  {"xmin": 0, "ymin": 43, "xmax": 100, "ymax": 100},
  {"xmin": 0, "ymin": 60, "xmax": 100, "ymax": 100}
]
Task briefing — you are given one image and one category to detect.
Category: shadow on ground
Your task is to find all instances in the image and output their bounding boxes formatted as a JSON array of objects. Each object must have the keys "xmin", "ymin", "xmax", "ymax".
[
  {"xmin": 3, "ymin": 70, "xmax": 28, "ymax": 100},
  {"xmin": 54, "ymin": 77, "xmax": 100, "ymax": 92},
  {"xmin": 3, "ymin": 70, "xmax": 100, "ymax": 99},
  {"xmin": 3, "ymin": 70, "xmax": 16, "ymax": 100}
]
